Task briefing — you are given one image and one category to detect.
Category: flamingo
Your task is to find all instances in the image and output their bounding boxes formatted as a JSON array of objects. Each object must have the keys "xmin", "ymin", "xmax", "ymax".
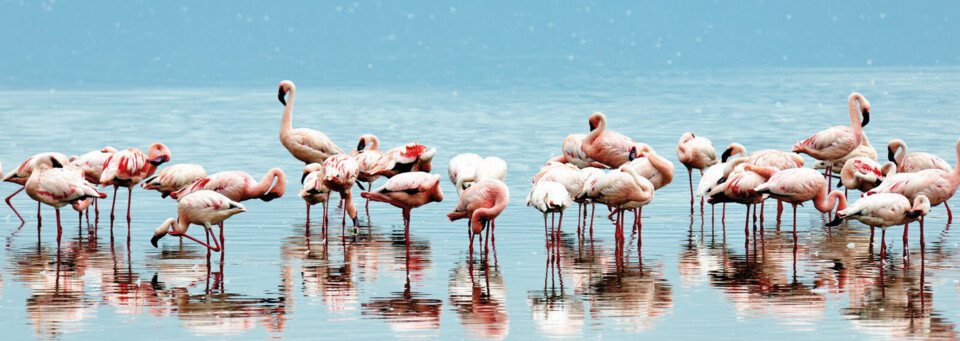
[
  {"xmin": 350, "ymin": 134, "xmax": 385, "ymax": 208},
  {"xmin": 141, "ymin": 164, "xmax": 207, "ymax": 198},
  {"xmin": 322, "ymin": 154, "xmax": 361, "ymax": 229},
  {"xmin": 299, "ymin": 163, "xmax": 330, "ymax": 227},
  {"xmin": 449, "ymin": 153, "xmax": 483, "ymax": 195},
  {"xmin": 526, "ymin": 180, "xmax": 571, "ymax": 243},
  {"xmin": 746, "ymin": 165, "xmax": 848, "ymax": 244},
  {"xmin": 697, "ymin": 143, "xmax": 747, "ymax": 222},
  {"xmin": 706, "ymin": 158, "xmax": 770, "ymax": 237},
  {"xmin": 4, "ymin": 152, "xmax": 71, "ymax": 224},
  {"xmin": 577, "ymin": 167, "xmax": 655, "ymax": 243},
  {"xmin": 170, "ymin": 168, "xmax": 287, "ymax": 202},
  {"xmin": 547, "ymin": 134, "xmax": 610, "ymax": 169},
  {"xmin": 278, "ymin": 80, "xmax": 344, "ymax": 164},
  {"xmin": 837, "ymin": 157, "xmax": 890, "ymax": 193},
  {"xmin": 623, "ymin": 144, "xmax": 674, "ymax": 190},
  {"xmin": 887, "ymin": 138, "xmax": 953, "ymax": 173},
  {"xmin": 743, "ymin": 149, "xmax": 805, "ymax": 222},
  {"xmin": 792, "ymin": 92, "xmax": 870, "ymax": 181},
  {"xmin": 369, "ymin": 142, "xmax": 437, "ymax": 178},
  {"xmin": 446, "ymin": 179, "xmax": 509, "ymax": 255},
  {"xmin": 827, "ymin": 193, "xmax": 930, "ymax": 261},
  {"xmin": 677, "ymin": 133, "xmax": 717, "ymax": 214},
  {"xmin": 360, "ymin": 172, "xmax": 444, "ymax": 242},
  {"xmin": 812, "ymin": 133, "xmax": 878, "ymax": 175},
  {"xmin": 69, "ymin": 146, "xmax": 117, "ymax": 222},
  {"xmin": 24, "ymin": 156, "xmax": 107, "ymax": 248},
  {"xmin": 533, "ymin": 163, "xmax": 604, "ymax": 235},
  {"xmin": 151, "ymin": 190, "xmax": 247, "ymax": 251},
  {"xmin": 867, "ymin": 138, "xmax": 960, "ymax": 232},
  {"xmin": 475, "ymin": 157, "xmax": 507, "ymax": 182},
  {"xmin": 582, "ymin": 112, "xmax": 638, "ymax": 168},
  {"xmin": 99, "ymin": 143, "xmax": 172, "ymax": 229}
]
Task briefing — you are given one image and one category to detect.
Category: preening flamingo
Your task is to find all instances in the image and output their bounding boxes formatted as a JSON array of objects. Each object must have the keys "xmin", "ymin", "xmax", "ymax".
[
  {"xmin": 582, "ymin": 112, "xmax": 638, "ymax": 168},
  {"xmin": 69, "ymin": 146, "xmax": 117, "ymax": 222},
  {"xmin": 707, "ymin": 158, "xmax": 770, "ymax": 237},
  {"xmin": 141, "ymin": 164, "xmax": 207, "ymax": 198},
  {"xmin": 447, "ymin": 179, "xmax": 509, "ymax": 255},
  {"xmin": 373, "ymin": 143, "xmax": 437, "ymax": 178},
  {"xmin": 533, "ymin": 163, "xmax": 603, "ymax": 235},
  {"xmin": 322, "ymin": 154, "xmax": 361, "ymax": 229},
  {"xmin": 867, "ymin": 138, "xmax": 960, "ymax": 232},
  {"xmin": 887, "ymin": 138, "xmax": 953, "ymax": 173},
  {"xmin": 350, "ymin": 134, "xmax": 386, "ymax": 209},
  {"xmin": 361, "ymin": 172, "xmax": 444, "ymax": 242},
  {"xmin": 170, "ymin": 168, "xmax": 286, "ymax": 202},
  {"xmin": 449, "ymin": 153, "xmax": 483, "ymax": 195},
  {"xmin": 623, "ymin": 144, "xmax": 674, "ymax": 190},
  {"xmin": 677, "ymin": 133, "xmax": 717, "ymax": 213},
  {"xmin": 577, "ymin": 167, "xmax": 655, "ymax": 244},
  {"xmin": 278, "ymin": 80, "xmax": 344, "ymax": 164},
  {"xmin": 792, "ymin": 92, "xmax": 870, "ymax": 181},
  {"xmin": 697, "ymin": 143, "xmax": 747, "ymax": 221},
  {"xmin": 24, "ymin": 156, "xmax": 107, "ymax": 248},
  {"xmin": 812, "ymin": 133, "xmax": 878, "ymax": 175},
  {"xmin": 828, "ymin": 193, "xmax": 930, "ymax": 260},
  {"xmin": 475, "ymin": 157, "xmax": 508, "ymax": 183},
  {"xmin": 299, "ymin": 163, "xmax": 330, "ymax": 227},
  {"xmin": 526, "ymin": 180, "xmax": 571, "ymax": 243},
  {"xmin": 4, "ymin": 152, "xmax": 71, "ymax": 224},
  {"xmin": 837, "ymin": 157, "xmax": 890, "ymax": 193},
  {"xmin": 151, "ymin": 190, "xmax": 247, "ymax": 251},
  {"xmin": 743, "ymin": 148, "xmax": 805, "ymax": 222},
  {"xmin": 547, "ymin": 134, "xmax": 609, "ymax": 169},
  {"xmin": 99, "ymin": 143, "xmax": 171, "ymax": 229},
  {"xmin": 746, "ymin": 165, "xmax": 848, "ymax": 243}
]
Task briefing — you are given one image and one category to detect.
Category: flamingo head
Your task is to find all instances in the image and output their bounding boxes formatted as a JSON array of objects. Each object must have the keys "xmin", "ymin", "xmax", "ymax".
[
  {"xmin": 679, "ymin": 132, "xmax": 695, "ymax": 145},
  {"xmin": 356, "ymin": 134, "xmax": 379, "ymax": 152},
  {"xmin": 278, "ymin": 80, "xmax": 295, "ymax": 106},
  {"xmin": 588, "ymin": 112, "xmax": 605, "ymax": 131},
  {"xmin": 721, "ymin": 143, "xmax": 746, "ymax": 163},
  {"xmin": 146, "ymin": 143, "xmax": 171, "ymax": 166}
]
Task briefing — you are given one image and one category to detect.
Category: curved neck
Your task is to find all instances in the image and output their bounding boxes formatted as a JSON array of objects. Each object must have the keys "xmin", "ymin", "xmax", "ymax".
[
  {"xmin": 623, "ymin": 168, "xmax": 654, "ymax": 197},
  {"xmin": 648, "ymin": 154, "xmax": 675, "ymax": 185},
  {"xmin": 281, "ymin": 88, "xmax": 295, "ymax": 133},
  {"xmin": 470, "ymin": 188, "xmax": 508, "ymax": 234},
  {"xmin": 954, "ymin": 139, "xmax": 960, "ymax": 171},
  {"xmin": 585, "ymin": 115, "xmax": 606, "ymax": 144},
  {"xmin": 847, "ymin": 94, "xmax": 864, "ymax": 134},
  {"xmin": 247, "ymin": 169, "xmax": 281, "ymax": 199},
  {"xmin": 813, "ymin": 189, "xmax": 847, "ymax": 214},
  {"xmin": 892, "ymin": 141, "xmax": 907, "ymax": 165}
]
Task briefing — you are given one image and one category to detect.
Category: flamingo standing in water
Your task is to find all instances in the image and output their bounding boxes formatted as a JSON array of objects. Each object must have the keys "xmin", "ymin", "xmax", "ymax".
[
  {"xmin": 547, "ymin": 134, "xmax": 610, "ymax": 169},
  {"xmin": 867, "ymin": 138, "xmax": 960, "ymax": 238},
  {"xmin": 577, "ymin": 167, "xmax": 655, "ymax": 244},
  {"xmin": 361, "ymin": 172, "xmax": 444, "ymax": 243},
  {"xmin": 322, "ymin": 154, "xmax": 361, "ymax": 229},
  {"xmin": 151, "ymin": 190, "xmax": 247, "ymax": 251},
  {"xmin": 350, "ymin": 134, "xmax": 386, "ymax": 210},
  {"xmin": 677, "ymin": 133, "xmax": 717, "ymax": 214},
  {"xmin": 620, "ymin": 144, "xmax": 673, "ymax": 228},
  {"xmin": 99, "ymin": 143, "xmax": 171, "ymax": 230},
  {"xmin": 299, "ymin": 163, "xmax": 330, "ymax": 227},
  {"xmin": 707, "ymin": 158, "xmax": 770, "ymax": 237},
  {"xmin": 70, "ymin": 147, "xmax": 117, "ymax": 222},
  {"xmin": 526, "ymin": 180, "xmax": 571, "ymax": 244},
  {"xmin": 141, "ymin": 164, "xmax": 207, "ymax": 198},
  {"xmin": 582, "ymin": 112, "xmax": 638, "ymax": 168},
  {"xmin": 746, "ymin": 165, "xmax": 848, "ymax": 244},
  {"xmin": 792, "ymin": 92, "xmax": 870, "ymax": 181},
  {"xmin": 449, "ymin": 153, "xmax": 483, "ymax": 195},
  {"xmin": 828, "ymin": 193, "xmax": 930, "ymax": 261},
  {"xmin": 887, "ymin": 138, "xmax": 953, "ymax": 173},
  {"xmin": 813, "ymin": 133, "xmax": 878, "ymax": 177},
  {"xmin": 373, "ymin": 143, "xmax": 437, "ymax": 178},
  {"xmin": 447, "ymin": 179, "xmax": 509, "ymax": 256},
  {"xmin": 24, "ymin": 156, "xmax": 107, "ymax": 248},
  {"xmin": 4, "ymin": 152, "xmax": 72, "ymax": 224},
  {"xmin": 533, "ymin": 162, "xmax": 603, "ymax": 235},
  {"xmin": 697, "ymin": 143, "xmax": 747, "ymax": 222},
  {"xmin": 837, "ymin": 157, "xmax": 891, "ymax": 194},
  {"xmin": 278, "ymin": 80, "xmax": 344, "ymax": 164},
  {"xmin": 742, "ymin": 149, "xmax": 805, "ymax": 223}
]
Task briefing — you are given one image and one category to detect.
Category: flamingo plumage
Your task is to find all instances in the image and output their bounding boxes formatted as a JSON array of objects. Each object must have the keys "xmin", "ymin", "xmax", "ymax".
[
  {"xmin": 371, "ymin": 143, "xmax": 437, "ymax": 178},
  {"xmin": 706, "ymin": 158, "xmax": 770, "ymax": 236},
  {"xmin": 322, "ymin": 154, "xmax": 361, "ymax": 229},
  {"xmin": 141, "ymin": 164, "xmax": 207, "ymax": 198},
  {"xmin": 526, "ymin": 180, "xmax": 571, "ymax": 243},
  {"xmin": 278, "ymin": 80, "xmax": 344, "ymax": 164},
  {"xmin": 151, "ymin": 190, "xmax": 247, "ymax": 251},
  {"xmin": 170, "ymin": 168, "xmax": 286, "ymax": 203},
  {"xmin": 582, "ymin": 112, "xmax": 639, "ymax": 168},
  {"xmin": 577, "ymin": 167, "xmax": 655, "ymax": 243},
  {"xmin": 812, "ymin": 133, "xmax": 878, "ymax": 174},
  {"xmin": 99, "ymin": 143, "xmax": 171, "ymax": 230},
  {"xmin": 300, "ymin": 163, "xmax": 330, "ymax": 227},
  {"xmin": 25, "ymin": 156, "xmax": 107, "ymax": 248},
  {"xmin": 4, "ymin": 152, "xmax": 72, "ymax": 224},
  {"xmin": 449, "ymin": 153, "xmax": 483, "ymax": 195},
  {"xmin": 350, "ymin": 134, "xmax": 386, "ymax": 209},
  {"xmin": 837, "ymin": 157, "xmax": 891, "ymax": 193},
  {"xmin": 361, "ymin": 172, "xmax": 444, "ymax": 243},
  {"xmin": 868, "ymin": 138, "xmax": 960, "ymax": 228},
  {"xmin": 697, "ymin": 143, "xmax": 747, "ymax": 222},
  {"xmin": 792, "ymin": 92, "xmax": 870, "ymax": 161},
  {"xmin": 547, "ymin": 134, "xmax": 610, "ymax": 169},
  {"xmin": 447, "ymin": 179, "xmax": 509, "ymax": 256},
  {"xmin": 887, "ymin": 138, "xmax": 953, "ymax": 173},
  {"xmin": 747, "ymin": 165, "xmax": 848, "ymax": 243},
  {"xmin": 677, "ymin": 133, "xmax": 717, "ymax": 213},
  {"xmin": 828, "ymin": 193, "xmax": 930, "ymax": 260}
]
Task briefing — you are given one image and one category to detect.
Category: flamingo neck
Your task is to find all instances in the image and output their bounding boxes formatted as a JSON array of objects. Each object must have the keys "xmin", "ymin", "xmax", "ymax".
[
  {"xmin": 247, "ymin": 170, "xmax": 279, "ymax": 200},
  {"xmin": 813, "ymin": 189, "xmax": 846, "ymax": 214},
  {"xmin": 648, "ymin": 154, "xmax": 675, "ymax": 185},
  {"xmin": 585, "ymin": 115, "xmax": 606, "ymax": 144},
  {"xmin": 847, "ymin": 94, "xmax": 864, "ymax": 135},
  {"xmin": 281, "ymin": 88, "xmax": 295, "ymax": 133}
]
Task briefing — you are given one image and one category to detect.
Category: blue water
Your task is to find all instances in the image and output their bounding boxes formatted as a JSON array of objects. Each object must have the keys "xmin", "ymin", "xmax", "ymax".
[{"xmin": 3, "ymin": 1, "xmax": 960, "ymax": 339}]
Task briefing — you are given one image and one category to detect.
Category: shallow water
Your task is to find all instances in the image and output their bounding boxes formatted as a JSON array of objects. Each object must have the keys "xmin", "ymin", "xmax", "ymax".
[{"xmin": 2, "ymin": 67, "xmax": 960, "ymax": 339}]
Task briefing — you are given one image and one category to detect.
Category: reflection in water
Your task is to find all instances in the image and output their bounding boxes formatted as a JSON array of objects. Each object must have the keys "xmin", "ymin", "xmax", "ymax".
[
  {"xmin": 361, "ymin": 233, "xmax": 442, "ymax": 334},
  {"xmin": 527, "ymin": 231, "xmax": 585, "ymax": 337},
  {"xmin": 449, "ymin": 253, "xmax": 509, "ymax": 339}
]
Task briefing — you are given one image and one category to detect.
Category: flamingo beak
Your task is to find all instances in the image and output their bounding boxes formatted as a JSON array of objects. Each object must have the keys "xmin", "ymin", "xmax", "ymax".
[
  {"xmin": 861, "ymin": 109, "xmax": 870, "ymax": 127},
  {"xmin": 589, "ymin": 122, "xmax": 595, "ymax": 131},
  {"xmin": 278, "ymin": 86, "xmax": 287, "ymax": 106},
  {"xmin": 150, "ymin": 235, "xmax": 162, "ymax": 248},
  {"xmin": 887, "ymin": 146, "xmax": 896, "ymax": 164},
  {"xmin": 301, "ymin": 172, "xmax": 308, "ymax": 184},
  {"xmin": 148, "ymin": 155, "xmax": 169, "ymax": 166},
  {"xmin": 721, "ymin": 147, "xmax": 733, "ymax": 163},
  {"xmin": 357, "ymin": 139, "xmax": 366, "ymax": 151},
  {"xmin": 826, "ymin": 216, "xmax": 843, "ymax": 227}
]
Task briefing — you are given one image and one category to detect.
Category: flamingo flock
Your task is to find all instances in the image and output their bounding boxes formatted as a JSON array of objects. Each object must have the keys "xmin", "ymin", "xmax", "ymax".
[{"xmin": 3, "ymin": 85, "xmax": 958, "ymax": 273}]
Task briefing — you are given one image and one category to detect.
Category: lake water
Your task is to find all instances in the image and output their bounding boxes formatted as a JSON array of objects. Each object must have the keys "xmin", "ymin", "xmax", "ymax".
[{"xmin": 2, "ymin": 67, "xmax": 960, "ymax": 339}]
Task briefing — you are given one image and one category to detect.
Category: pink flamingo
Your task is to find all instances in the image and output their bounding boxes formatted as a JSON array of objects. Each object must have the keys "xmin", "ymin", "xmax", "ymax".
[
  {"xmin": 361, "ymin": 172, "xmax": 444, "ymax": 242},
  {"xmin": 743, "ymin": 149, "xmax": 805, "ymax": 222},
  {"xmin": 322, "ymin": 154, "xmax": 361, "ymax": 229},
  {"xmin": 447, "ymin": 179, "xmax": 509, "ymax": 255},
  {"xmin": 449, "ymin": 153, "xmax": 484, "ymax": 195},
  {"xmin": 526, "ymin": 179, "xmax": 571, "ymax": 245},
  {"xmin": 141, "ymin": 164, "xmax": 207, "ymax": 198},
  {"xmin": 623, "ymin": 144, "xmax": 674, "ymax": 190},
  {"xmin": 677, "ymin": 133, "xmax": 717, "ymax": 213},
  {"xmin": 792, "ymin": 92, "xmax": 870, "ymax": 180},
  {"xmin": 547, "ymin": 134, "xmax": 610, "ymax": 169},
  {"xmin": 351, "ymin": 134, "xmax": 386, "ymax": 209},
  {"xmin": 170, "ymin": 168, "xmax": 287, "ymax": 202},
  {"xmin": 299, "ymin": 163, "xmax": 330, "ymax": 227},
  {"xmin": 887, "ymin": 138, "xmax": 953, "ymax": 173},
  {"xmin": 828, "ymin": 193, "xmax": 930, "ymax": 261},
  {"xmin": 577, "ymin": 167, "xmax": 655, "ymax": 244},
  {"xmin": 867, "ymin": 138, "xmax": 960, "ymax": 236},
  {"xmin": 533, "ymin": 162, "xmax": 603, "ymax": 235},
  {"xmin": 746, "ymin": 165, "xmax": 848, "ymax": 243},
  {"xmin": 99, "ymin": 143, "xmax": 171, "ymax": 229},
  {"xmin": 4, "ymin": 152, "xmax": 71, "ymax": 224},
  {"xmin": 278, "ymin": 80, "xmax": 344, "ymax": 164},
  {"xmin": 813, "ymin": 133, "xmax": 878, "ymax": 176},
  {"xmin": 372, "ymin": 143, "xmax": 437, "ymax": 178},
  {"xmin": 24, "ymin": 156, "xmax": 106, "ymax": 247},
  {"xmin": 706, "ymin": 159, "xmax": 770, "ymax": 237},
  {"xmin": 151, "ymin": 190, "xmax": 247, "ymax": 251},
  {"xmin": 582, "ymin": 112, "xmax": 639, "ymax": 168},
  {"xmin": 697, "ymin": 143, "xmax": 747, "ymax": 222},
  {"xmin": 69, "ymin": 146, "xmax": 117, "ymax": 222},
  {"xmin": 837, "ymin": 157, "xmax": 891, "ymax": 193}
]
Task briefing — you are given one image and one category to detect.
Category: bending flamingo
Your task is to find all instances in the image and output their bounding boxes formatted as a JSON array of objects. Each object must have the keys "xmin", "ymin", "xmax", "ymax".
[
  {"xmin": 792, "ymin": 92, "xmax": 870, "ymax": 180},
  {"xmin": 170, "ymin": 168, "xmax": 287, "ymax": 202},
  {"xmin": 69, "ymin": 146, "xmax": 117, "ymax": 222},
  {"xmin": 828, "ymin": 193, "xmax": 930, "ymax": 261},
  {"xmin": 299, "ymin": 163, "xmax": 330, "ymax": 227},
  {"xmin": 372, "ymin": 143, "xmax": 437, "ymax": 178},
  {"xmin": 99, "ymin": 143, "xmax": 171, "ymax": 229},
  {"xmin": 746, "ymin": 165, "xmax": 848, "ymax": 244},
  {"xmin": 361, "ymin": 172, "xmax": 444, "ymax": 242},
  {"xmin": 697, "ymin": 143, "xmax": 747, "ymax": 222},
  {"xmin": 151, "ymin": 190, "xmax": 247, "ymax": 251},
  {"xmin": 323, "ymin": 154, "xmax": 361, "ymax": 229},
  {"xmin": 578, "ymin": 167, "xmax": 655, "ymax": 244},
  {"xmin": 278, "ymin": 80, "xmax": 344, "ymax": 164},
  {"xmin": 837, "ymin": 157, "xmax": 890, "ymax": 193},
  {"xmin": 141, "ymin": 164, "xmax": 207, "ymax": 198},
  {"xmin": 582, "ymin": 112, "xmax": 638, "ymax": 168},
  {"xmin": 25, "ymin": 156, "xmax": 106, "ymax": 248},
  {"xmin": 350, "ymin": 134, "xmax": 386, "ymax": 209},
  {"xmin": 447, "ymin": 179, "xmax": 509, "ymax": 255},
  {"xmin": 449, "ymin": 153, "xmax": 483, "ymax": 195},
  {"xmin": 526, "ymin": 180, "xmax": 571, "ymax": 244},
  {"xmin": 4, "ymin": 152, "xmax": 71, "ymax": 224},
  {"xmin": 547, "ymin": 134, "xmax": 609, "ymax": 169},
  {"xmin": 887, "ymin": 138, "xmax": 953, "ymax": 173},
  {"xmin": 677, "ymin": 133, "xmax": 717, "ymax": 213}
]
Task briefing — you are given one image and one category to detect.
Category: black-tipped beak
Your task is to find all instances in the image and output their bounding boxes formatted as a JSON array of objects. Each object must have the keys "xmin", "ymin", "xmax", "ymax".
[
  {"xmin": 259, "ymin": 193, "xmax": 280, "ymax": 202},
  {"xmin": 50, "ymin": 157, "xmax": 63, "ymax": 168},
  {"xmin": 148, "ymin": 155, "xmax": 169, "ymax": 166},
  {"xmin": 905, "ymin": 210, "xmax": 923, "ymax": 219},
  {"xmin": 861, "ymin": 109, "xmax": 870, "ymax": 127},
  {"xmin": 836, "ymin": 181, "xmax": 843, "ymax": 188},
  {"xmin": 301, "ymin": 172, "xmax": 308, "ymax": 184},
  {"xmin": 826, "ymin": 216, "xmax": 843, "ymax": 227},
  {"xmin": 589, "ymin": 122, "xmax": 595, "ymax": 131},
  {"xmin": 887, "ymin": 147, "xmax": 896, "ymax": 164},
  {"xmin": 721, "ymin": 147, "xmax": 733, "ymax": 163},
  {"xmin": 150, "ymin": 235, "xmax": 161, "ymax": 248},
  {"xmin": 357, "ymin": 139, "xmax": 366, "ymax": 151},
  {"xmin": 357, "ymin": 182, "xmax": 366, "ymax": 191},
  {"xmin": 628, "ymin": 147, "xmax": 637, "ymax": 161},
  {"xmin": 278, "ymin": 87, "xmax": 287, "ymax": 106},
  {"xmin": 161, "ymin": 192, "xmax": 169, "ymax": 199}
]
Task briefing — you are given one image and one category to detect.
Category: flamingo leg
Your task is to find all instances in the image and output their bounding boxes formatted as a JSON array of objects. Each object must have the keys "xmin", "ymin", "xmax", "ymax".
[
  {"xmin": 306, "ymin": 204, "xmax": 311, "ymax": 227},
  {"xmin": 946, "ymin": 201, "xmax": 953, "ymax": 223},
  {"xmin": 170, "ymin": 228, "xmax": 221, "ymax": 251},
  {"xmin": 402, "ymin": 208, "xmax": 411, "ymax": 244},
  {"xmin": 110, "ymin": 186, "xmax": 118, "ymax": 228},
  {"xmin": 880, "ymin": 228, "xmax": 887, "ymax": 262},
  {"xmin": 94, "ymin": 198, "xmax": 99, "ymax": 225},
  {"xmin": 5, "ymin": 187, "xmax": 25, "ymax": 223},
  {"xmin": 220, "ymin": 222, "xmax": 225, "ymax": 262},
  {"xmin": 792, "ymin": 204, "xmax": 798, "ymax": 245},
  {"xmin": 126, "ymin": 187, "xmax": 133, "ymax": 234},
  {"xmin": 56, "ymin": 208, "xmax": 62, "ymax": 250},
  {"xmin": 744, "ymin": 204, "xmax": 750, "ymax": 239},
  {"xmin": 589, "ymin": 204, "xmax": 595, "ymax": 237},
  {"xmin": 920, "ymin": 216, "xmax": 925, "ymax": 247},
  {"xmin": 903, "ymin": 222, "xmax": 909, "ymax": 247},
  {"xmin": 37, "ymin": 201, "xmax": 42, "ymax": 226},
  {"xmin": 688, "ymin": 171, "xmax": 694, "ymax": 214}
]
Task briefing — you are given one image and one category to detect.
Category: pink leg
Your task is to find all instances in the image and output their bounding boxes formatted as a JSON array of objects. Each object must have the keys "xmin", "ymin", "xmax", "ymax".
[
  {"xmin": 94, "ymin": 197, "xmax": 99, "ymax": 225},
  {"xmin": 171, "ymin": 228, "xmax": 221, "ymax": 251},
  {"xmin": 792, "ymin": 204, "xmax": 798, "ymax": 245},
  {"xmin": 688, "ymin": 171, "xmax": 694, "ymax": 214},
  {"xmin": 56, "ymin": 208, "xmax": 62, "ymax": 250},
  {"xmin": 126, "ymin": 187, "xmax": 132, "ymax": 234},
  {"xmin": 110, "ymin": 187, "xmax": 118, "ymax": 228},
  {"xmin": 946, "ymin": 201, "xmax": 953, "ymax": 223},
  {"xmin": 920, "ymin": 216, "xmax": 925, "ymax": 247},
  {"xmin": 903, "ymin": 222, "xmax": 909, "ymax": 246},
  {"xmin": 744, "ymin": 204, "xmax": 750, "ymax": 238},
  {"xmin": 4, "ymin": 187, "xmax": 25, "ymax": 223},
  {"xmin": 306, "ymin": 204, "xmax": 311, "ymax": 227},
  {"xmin": 37, "ymin": 201, "xmax": 42, "ymax": 226}
]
